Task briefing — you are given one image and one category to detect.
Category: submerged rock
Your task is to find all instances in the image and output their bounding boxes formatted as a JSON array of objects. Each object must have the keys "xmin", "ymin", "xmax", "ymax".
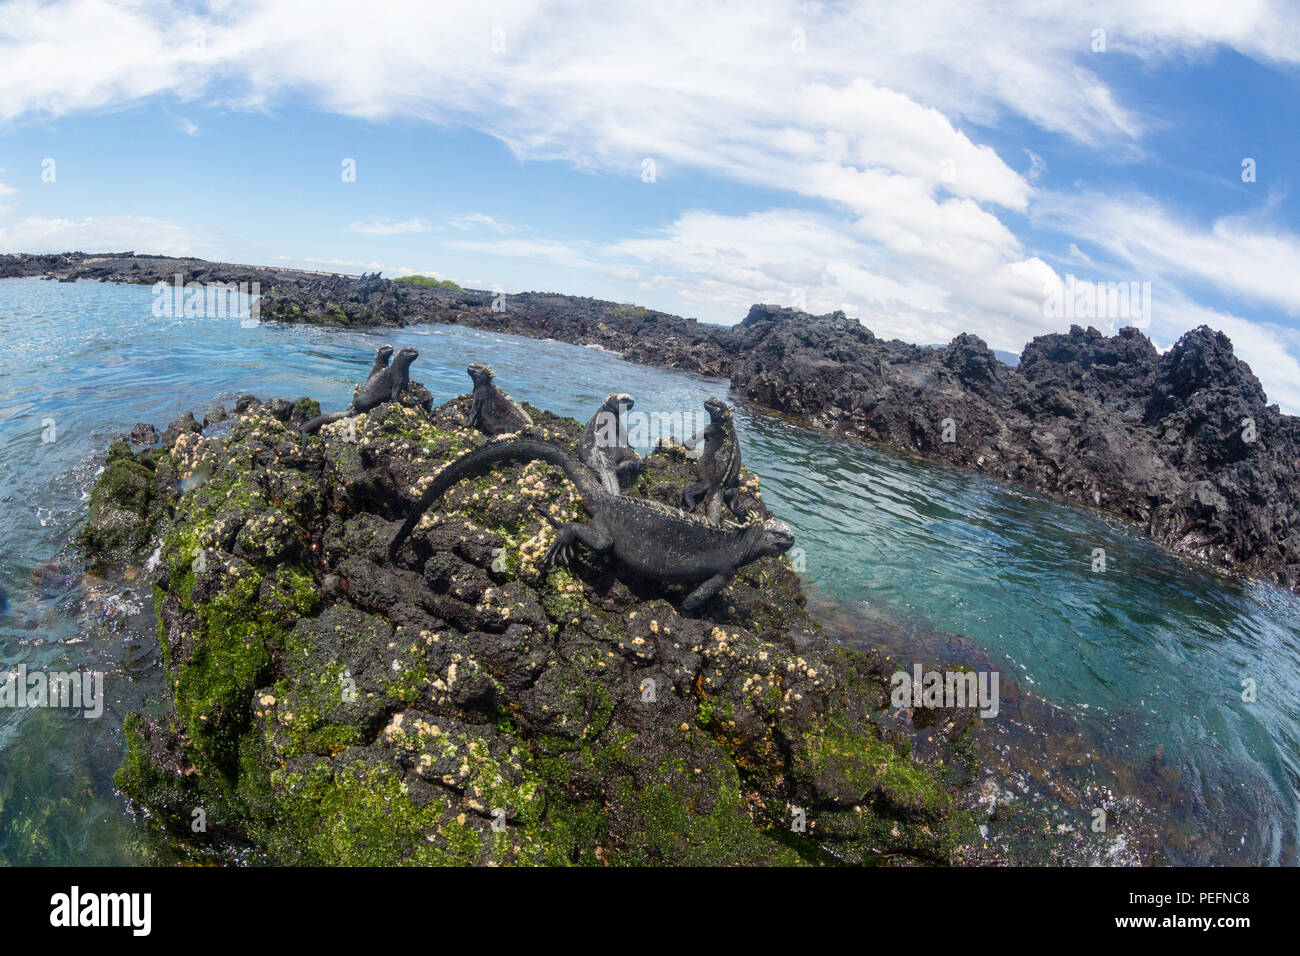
[
  {"xmin": 80, "ymin": 439, "xmax": 163, "ymax": 564},
  {"xmin": 88, "ymin": 390, "xmax": 981, "ymax": 865}
]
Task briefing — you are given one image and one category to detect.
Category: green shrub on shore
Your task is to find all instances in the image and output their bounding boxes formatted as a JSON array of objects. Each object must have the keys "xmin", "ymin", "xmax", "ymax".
[{"xmin": 394, "ymin": 275, "xmax": 463, "ymax": 291}]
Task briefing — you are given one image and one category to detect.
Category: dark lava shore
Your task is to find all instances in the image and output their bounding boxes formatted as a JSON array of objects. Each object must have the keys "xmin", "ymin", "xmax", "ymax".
[{"xmin": 8, "ymin": 251, "xmax": 1298, "ymax": 593}]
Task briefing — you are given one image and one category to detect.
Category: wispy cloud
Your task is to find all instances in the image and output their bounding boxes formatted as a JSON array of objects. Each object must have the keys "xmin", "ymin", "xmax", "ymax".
[
  {"xmin": 273, "ymin": 255, "xmax": 414, "ymax": 274},
  {"xmin": 1, "ymin": 1, "xmax": 1298, "ymax": 406},
  {"xmin": 448, "ymin": 212, "xmax": 516, "ymax": 234},
  {"xmin": 0, "ymin": 215, "xmax": 200, "ymax": 255},
  {"xmin": 605, "ymin": 207, "xmax": 1052, "ymax": 349},
  {"xmin": 348, "ymin": 217, "xmax": 431, "ymax": 236},
  {"xmin": 444, "ymin": 237, "xmax": 596, "ymax": 271},
  {"xmin": 1038, "ymin": 192, "xmax": 1300, "ymax": 318},
  {"xmin": 5, "ymin": 2, "xmax": 1295, "ymax": 164}
]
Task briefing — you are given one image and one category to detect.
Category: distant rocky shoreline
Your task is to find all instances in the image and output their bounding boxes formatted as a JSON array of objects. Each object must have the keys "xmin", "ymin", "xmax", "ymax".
[{"xmin": 5, "ymin": 251, "xmax": 1296, "ymax": 591}]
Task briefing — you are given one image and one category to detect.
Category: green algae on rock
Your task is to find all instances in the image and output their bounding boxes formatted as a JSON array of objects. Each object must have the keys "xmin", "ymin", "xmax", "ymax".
[
  {"xmin": 91, "ymin": 389, "xmax": 980, "ymax": 865},
  {"xmin": 79, "ymin": 439, "xmax": 164, "ymax": 564}
]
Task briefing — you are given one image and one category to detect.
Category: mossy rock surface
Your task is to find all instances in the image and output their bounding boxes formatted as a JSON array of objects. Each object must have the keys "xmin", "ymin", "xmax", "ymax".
[{"xmin": 90, "ymin": 386, "xmax": 979, "ymax": 865}]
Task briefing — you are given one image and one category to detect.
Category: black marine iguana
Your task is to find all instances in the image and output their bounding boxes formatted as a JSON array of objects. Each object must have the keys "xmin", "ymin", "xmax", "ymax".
[
  {"xmin": 387, "ymin": 436, "xmax": 794, "ymax": 612},
  {"xmin": 366, "ymin": 344, "xmax": 394, "ymax": 380},
  {"xmin": 682, "ymin": 397, "xmax": 744, "ymax": 524},
  {"xmin": 466, "ymin": 364, "xmax": 533, "ymax": 435},
  {"xmin": 578, "ymin": 393, "xmax": 643, "ymax": 494},
  {"xmin": 300, "ymin": 345, "xmax": 419, "ymax": 447},
  {"xmin": 350, "ymin": 344, "xmax": 394, "ymax": 401}
]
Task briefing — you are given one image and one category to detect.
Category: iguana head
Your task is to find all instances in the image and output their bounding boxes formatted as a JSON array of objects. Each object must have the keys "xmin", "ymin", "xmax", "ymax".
[
  {"xmin": 468, "ymin": 363, "xmax": 495, "ymax": 387},
  {"xmin": 741, "ymin": 518, "xmax": 795, "ymax": 561},
  {"xmin": 375, "ymin": 344, "xmax": 394, "ymax": 365},
  {"xmin": 393, "ymin": 346, "xmax": 419, "ymax": 369},
  {"xmin": 604, "ymin": 393, "xmax": 634, "ymax": 413},
  {"xmin": 704, "ymin": 397, "xmax": 731, "ymax": 422}
]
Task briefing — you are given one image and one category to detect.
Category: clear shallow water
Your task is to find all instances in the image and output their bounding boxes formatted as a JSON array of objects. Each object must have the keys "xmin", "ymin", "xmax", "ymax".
[{"xmin": 1, "ymin": 276, "xmax": 1297, "ymax": 865}]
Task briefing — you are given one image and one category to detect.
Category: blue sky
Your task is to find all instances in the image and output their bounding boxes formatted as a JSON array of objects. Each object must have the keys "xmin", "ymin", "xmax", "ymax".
[{"xmin": 2, "ymin": 1, "xmax": 1299, "ymax": 409}]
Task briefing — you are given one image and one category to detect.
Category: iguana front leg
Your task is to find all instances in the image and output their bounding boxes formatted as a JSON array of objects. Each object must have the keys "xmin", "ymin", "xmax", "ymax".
[
  {"xmin": 613, "ymin": 458, "xmax": 643, "ymax": 489},
  {"xmin": 590, "ymin": 450, "xmax": 621, "ymax": 495},
  {"xmin": 705, "ymin": 490, "xmax": 724, "ymax": 525},
  {"xmin": 543, "ymin": 519, "xmax": 614, "ymax": 568},
  {"xmin": 721, "ymin": 487, "xmax": 749, "ymax": 520},
  {"xmin": 704, "ymin": 486, "xmax": 747, "ymax": 524},
  {"xmin": 681, "ymin": 572, "xmax": 731, "ymax": 611},
  {"xmin": 681, "ymin": 480, "xmax": 708, "ymax": 512}
]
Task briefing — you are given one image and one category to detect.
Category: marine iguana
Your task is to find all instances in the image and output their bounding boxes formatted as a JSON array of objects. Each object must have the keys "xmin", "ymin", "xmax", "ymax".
[
  {"xmin": 578, "ymin": 393, "xmax": 643, "ymax": 494},
  {"xmin": 466, "ymin": 364, "xmax": 533, "ymax": 435},
  {"xmin": 387, "ymin": 436, "xmax": 794, "ymax": 612},
  {"xmin": 300, "ymin": 345, "xmax": 419, "ymax": 447},
  {"xmin": 351, "ymin": 344, "xmax": 394, "ymax": 401},
  {"xmin": 366, "ymin": 344, "xmax": 395, "ymax": 380},
  {"xmin": 681, "ymin": 397, "xmax": 743, "ymax": 524}
]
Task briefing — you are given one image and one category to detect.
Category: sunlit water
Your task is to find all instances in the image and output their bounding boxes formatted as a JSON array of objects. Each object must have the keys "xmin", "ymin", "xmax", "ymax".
[{"xmin": 1, "ymin": 276, "xmax": 1297, "ymax": 865}]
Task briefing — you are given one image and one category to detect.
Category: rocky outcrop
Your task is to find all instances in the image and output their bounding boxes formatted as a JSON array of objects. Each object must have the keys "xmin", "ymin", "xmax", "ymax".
[
  {"xmin": 726, "ymin": 314, "xmax": 1299, "ymax": 589},
  {"xmin": 89, "ymin": 391, "xmax": 984, "ymax": 865},
  {"xmin": 12, "ymin": 253, "xmax": 1297, "ymax": 590}
]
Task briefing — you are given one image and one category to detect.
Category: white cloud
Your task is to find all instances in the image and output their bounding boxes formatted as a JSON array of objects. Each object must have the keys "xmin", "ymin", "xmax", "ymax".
[
  {"xmin": 448, "ymin": 213, "xmax": 515, "ymax": 233},
  {"xmin": 443, "ymin": 237, "xmax": 596, "ymax": 271},
  {"xmin": 348, "ymin": 217, "xmax": 431, "ymax": 236},
  {"xmin": 4, "ymin": 2, "xmax": 1294, "ymax": 178},
  {"xmin": 1024, "ymin": 149, "xmax": 1046, "ymax": 183},
  {"xmin": 1066, "ymin": 242, "xmax": 1096, "ymax": 266},
  {"xmin": 1045, "ymin": 194, "xmax": 1300, "ymax": 318},
  {"xmin": 273, "ymin": 255, "xmax": 414, "ymax": 274},
  {"xmin": 605, "ymin": 208, "xmax": 1056, "ymax": 348},
  {"xmin": 0, "ymin": 215, "xmax": 201, "ymax": 255},
  {"xmin": 2, "ymin": 1, "xmax": 1297, "ymax": 407}
]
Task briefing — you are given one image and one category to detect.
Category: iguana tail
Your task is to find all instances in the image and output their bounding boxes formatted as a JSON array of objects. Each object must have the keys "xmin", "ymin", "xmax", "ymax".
[
  {"xmin": 301, "ymin": 409, "xmax": 353, "ymax": 438},
  {"xmin": 388, "ymin": 437, "xmax": 606, "ymax": 562}
]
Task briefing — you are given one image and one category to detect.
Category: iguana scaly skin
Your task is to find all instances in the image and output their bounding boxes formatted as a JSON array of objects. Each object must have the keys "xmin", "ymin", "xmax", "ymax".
[
  {"xmin": 682, "ymin": 397, "xmax": 743, "ymax": 524},
  {"xmin": 466, "ymin": 364, "xmax": 533, "ymax": 435},
  {"xmin": 352, "ymin": 344, "xmax": 394, "ymax": 402},
  {"xmin": 578, "ymin": 393, "xmax": 643, "ymax": 494},
  {"xmin": 301, "ymin": 345, "xmax": 419, "ymax": 447},
  {"xmin": 388, "ymin": 436, "xmax": 794, "ymax": 612},
  {"xmin": 366, "ymin": 344, "xmax": 394, "ymax": 380}
]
